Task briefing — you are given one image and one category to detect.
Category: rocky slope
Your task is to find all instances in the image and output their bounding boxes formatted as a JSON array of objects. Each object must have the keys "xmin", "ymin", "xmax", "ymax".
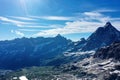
[
  {"xmin": 94, "ymin": 41, "xmax": 120, "ymax": 61},
  {"xmin": 73, "ymin": 42, "xmax": 120, "ymax": 80},
  {"xmin": 3, "ymin": 41, "xmax": 120, "ymax": 80}
]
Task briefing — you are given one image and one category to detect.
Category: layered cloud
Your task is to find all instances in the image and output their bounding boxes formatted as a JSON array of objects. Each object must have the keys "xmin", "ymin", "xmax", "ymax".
[
  {"xmin": 0, "ymin": 9, "xmax": 120, "ymax": 38},
  {"xmin": 0, "ymin": 16, "xmax": 35, "ymax": 27},
  {"xmin": 34, "ymin": 21, "xmax": 103, "ymax": 37},
  {"xmin": 30, "ymin": 16, "xmax": 74, "ymax": 21},
  {"xmin": 9, "ymin": 16, "xmax": 36, "ymax": 21},
  {"xmin": 34, "ymin": 10, "xmax": 120, "ymax": 37}
]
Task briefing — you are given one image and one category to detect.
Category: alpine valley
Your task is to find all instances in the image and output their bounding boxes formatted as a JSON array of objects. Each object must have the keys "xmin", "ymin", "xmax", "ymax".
[{"xmin": 0, "ymin": 22, "xmax": 120, "ymax": 80}]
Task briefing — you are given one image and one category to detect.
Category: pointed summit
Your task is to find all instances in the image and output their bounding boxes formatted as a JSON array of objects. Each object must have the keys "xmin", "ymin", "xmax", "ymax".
[
  {"xmin": 56, "ymin": 34, "xmax": 62, "ymax": 37},
  {"xmin": 105, "ymin": 21, "xmax": 112, "ymax": 26},
  {"xmin": 55, "ymin": 34, "xmax": 63, "ymax": 38},
  {"xmin": 81, "ymin": 22, "xmax": 120, "ymax": 51},
  {"xmin": 55, "ymin": 34, "xmax": 65, "ymax": 39},
  {"xmin": 104, "ymin": 21, "xmax": 113, "ymax": 28},
  {"xmin": 103, "ymin": 22, "xmax": 119, "ymax": 32}
]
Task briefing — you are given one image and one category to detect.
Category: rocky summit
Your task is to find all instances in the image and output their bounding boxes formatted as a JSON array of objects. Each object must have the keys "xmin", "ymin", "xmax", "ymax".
[{"xmin": 81, "ymin": 22, "xmax": 120, "ymax": 51}]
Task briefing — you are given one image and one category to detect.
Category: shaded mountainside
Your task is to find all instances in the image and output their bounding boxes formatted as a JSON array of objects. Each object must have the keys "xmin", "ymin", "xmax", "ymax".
[
  {"xmin": 94, "ymin": 41, "xmax": 120, "ymax": 61},
  {"xmin": 0, "ymin": 22, "xmax": 120, "ymax": 80},
  {"xmin": 0, "ymin": 35, "xmax": 73, "ymax": 69},
  {"xmin": 1, "ymin": 42, "xmax": 120, "ymax": 80},
  {"xmin": 0, "ymin": 22, "xmax": 120, "ymax": 70},
  {"xmin": 74, "ymin": 22, "xmax": 120, "ymax": 51},
  {"xmin": 2, "ymin": 42, "xmax": 120, "ymax": 80}
]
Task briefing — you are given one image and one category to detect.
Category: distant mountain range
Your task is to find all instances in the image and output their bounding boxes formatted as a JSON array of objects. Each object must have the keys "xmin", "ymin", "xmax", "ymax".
[
  {"xmin": 0, "ymin": 35, "xmax": 73, "ymax": 69},
  {"xmin": 0, "ymin": 22, "xmax": 120, "ymax": 69}
]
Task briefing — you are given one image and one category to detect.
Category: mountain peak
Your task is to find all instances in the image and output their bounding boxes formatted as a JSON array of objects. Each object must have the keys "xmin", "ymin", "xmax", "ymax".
[
  {"xmin": 104, "ymin": 22, "xmax": 113, "ymax": 28},
  {"xmin": 56, "ymin": 34, "xmax": 62, "ymax": 37},
  {"xmin": 55, "ymin": 34, "xmax": 64, "ymax": 38},
  {"xmin": 81, "ymin": 22, "xmax": 120, "ymax": 51},
  {"xmin": 106, "ymin": 21, "xmax": 111, "ymax": 25},
  {"xmin": 55, "ymin": 34, "xmax": 65, "ymax": 39}
]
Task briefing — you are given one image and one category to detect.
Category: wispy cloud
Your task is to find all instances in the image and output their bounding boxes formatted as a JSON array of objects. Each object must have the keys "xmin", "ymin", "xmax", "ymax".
[
  {"xmin": 19, "ymin": 24, "xmax": 63, "ymax": 29},
  {"xmin": 33, "ymin": 21, "xmax": 104, "ymax": 37},
  {"xmin": 95, "ymin": 9, "xmax": 117, "ymax": 13},
  {"xmin": 0, "ymin": 16, "xmax": 34, "ymax": 27},
  {"xmin": 1, "ymin": 8, "xmax": 120, "ymax": 38},
  {"xmin": 0, "ymin": 16, "xmax": 65, "ymax": 29},
  {"xmin": 0, "ymin": 16, "xmax": 25, "ymax": 24},
  {"xmin": 83, "ymin": 12, "xmax": 102, "ymax": 17},
  {"xmin": 30, "ymin": 16, "xmax": 74, "ymax": 21},
  {"xmin": 18, "ymin": 29, "xmax": 41, "ymax": 32},
  {"xmin": 34, "ymin": 9, "xmax": 120, "ymax": 37},
  {"xmin": 82, "ymin": 11, "xmax": 110, "ymax": 22},
  {"xmin": 9, "ymin": 16, "xmax": 36, "ymax": 21},
  {"xmin": 11, "ymin": 30, "xmax": 24, "ymax": 37}
]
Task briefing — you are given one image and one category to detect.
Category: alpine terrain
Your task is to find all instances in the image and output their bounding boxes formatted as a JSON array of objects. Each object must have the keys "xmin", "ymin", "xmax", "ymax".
[{"xmin": 0, "ymin": 22, "xmax": 120, "ymax": 80}]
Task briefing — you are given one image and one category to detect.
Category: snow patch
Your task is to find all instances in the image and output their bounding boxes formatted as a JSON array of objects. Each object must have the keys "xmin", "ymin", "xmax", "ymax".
[
  {"xmin": 13, "ymin": 77, "xmax": 17, "ymax": 79},
  {"xmin": 19, "ymin": 76, "xmax": 28, "ymax": 80},
  {"xmin": 64, "ymin": 51, "xmax": 95, "ymax": 56}
]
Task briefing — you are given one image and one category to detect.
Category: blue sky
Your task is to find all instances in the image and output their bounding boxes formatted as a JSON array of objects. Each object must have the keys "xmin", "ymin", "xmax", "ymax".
[{"xmin": 0, "ymin": 0, "xmax": 120, "ymax": 41}]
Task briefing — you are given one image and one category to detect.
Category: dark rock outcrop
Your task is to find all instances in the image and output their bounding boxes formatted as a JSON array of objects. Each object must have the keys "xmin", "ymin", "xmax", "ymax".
[{"xmin": 94, "ymin": 41, "xmax": 120, "ymax": 61}]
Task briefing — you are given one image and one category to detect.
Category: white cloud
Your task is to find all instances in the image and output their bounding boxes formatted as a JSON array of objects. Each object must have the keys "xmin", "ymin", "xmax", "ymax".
[
  {"xmin": 0, "ymin": 16, "xmax": 25, "ymax": 24},
  {"xmin": 0, "ymin": 16, "xmax": 65, "ymax": 29},
  {"xmin": 82, "ymin": 11, "xmax": 111, "ymax": 22},
  {"xmin": 34, "ymin": 21, "xmax": 104, "ymax": 37},
  {"xmin": 18, "ymin": 29, "xmax": 41, "ymax": 32},
  {"xmin": 30, "ymin": 16, "xmax": 74, "ymax": 21},
  {"xmin": 112, "ymin": 21, "xmax": 120, "ymax": 30},
  {"xmin": 95, "ymin": 9, "xmax": 117, "ymax": 13},
  {"xmin": 84, "ymin": 12, "xmax": 102, "ymax": 17},
  {"xmin": 11, "ymin": 30, "xmax": 24, "ymax": 37},
  {"xmin": 34, "ymin": 10, "xmax": 120, "ymax": 37},
  {"xmin": 9, "ymin": 16, "xmax": 36, "ymax": 21},
  {"xmin": 1, "ymin": 9, "xmax": 120, "ymax": 38},
  {"xmin": 11, "ymin": 30, "xmax": 14, "ymax": 33},
  {"xmin": 0, "ymin": 16, "xmax": 34, "ymax": 27},
  {"xmin": 19, "ymin": 24, "xmax": 63, "ymax": 28},
  {"xmin": 15, "ymin": 31, "xmax": 24, "ymax": 37}
]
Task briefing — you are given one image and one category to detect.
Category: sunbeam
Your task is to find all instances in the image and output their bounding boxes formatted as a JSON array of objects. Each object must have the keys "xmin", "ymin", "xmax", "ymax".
[{"xmin": 19, "ymin": 0, "xmax": 28, "ymax": 16}]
